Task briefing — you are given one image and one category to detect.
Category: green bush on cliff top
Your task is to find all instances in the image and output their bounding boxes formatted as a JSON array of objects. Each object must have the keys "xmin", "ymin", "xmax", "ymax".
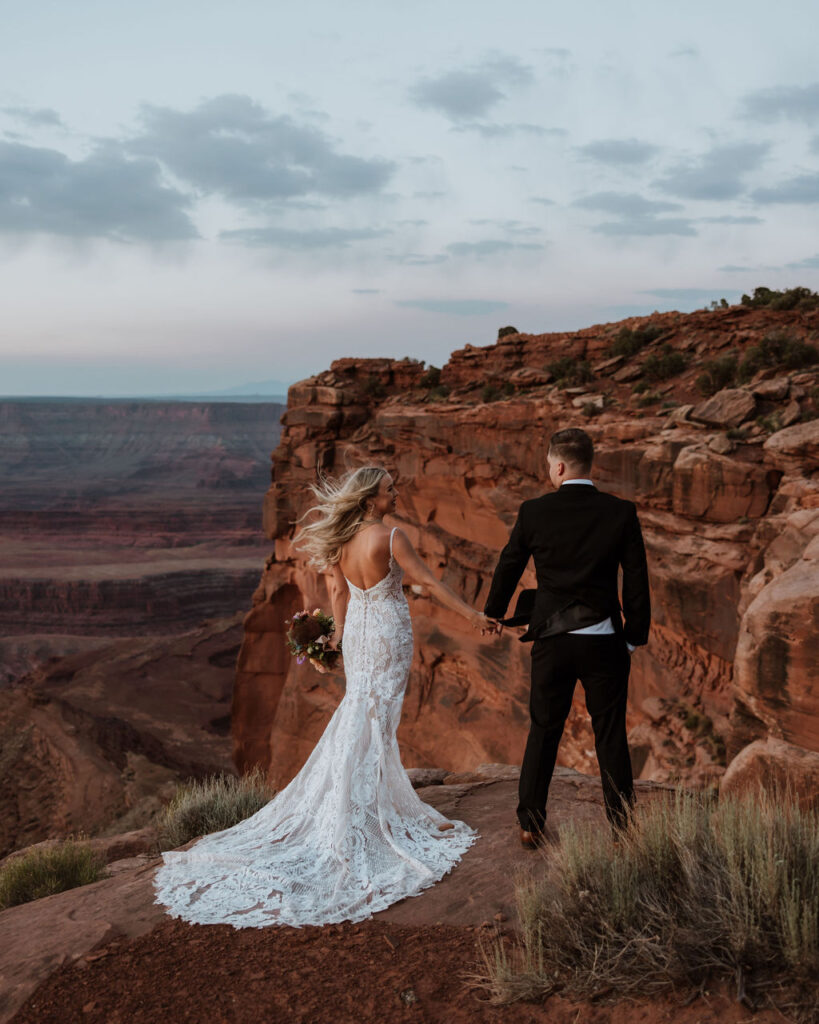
[
  {"xmin": 0, "ymin": 841, "xmax": 107, "ymax": 908},
  {"xmin": 158, "ymin": 767, "xmax": 275, "ymax": 851},
  {"xmin": 476, "ymin": 787, "xmax": 819, "ymax": 1018}
]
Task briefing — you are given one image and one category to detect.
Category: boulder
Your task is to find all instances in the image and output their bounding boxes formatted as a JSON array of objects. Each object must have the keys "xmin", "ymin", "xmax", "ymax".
[
  {"xmin": 752, "ymin": 377, "xmax": 790, "ymax": 401},
  {"xmin": 764, "ymin": 419, "xmax": 819, "ymax": 473},
  {"xmin": 690, "ymin": 388, "xmax": 757, "ymax": 429},
  {"xmin": 721, "ymin": 737, "xmax": 819, "ymax": 809}
]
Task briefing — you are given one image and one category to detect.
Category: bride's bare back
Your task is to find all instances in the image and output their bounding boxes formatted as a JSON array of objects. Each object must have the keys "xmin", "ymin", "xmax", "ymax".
[{"xmin": 338, "ymin": 523, "xmax": 393, "ymax": 591}]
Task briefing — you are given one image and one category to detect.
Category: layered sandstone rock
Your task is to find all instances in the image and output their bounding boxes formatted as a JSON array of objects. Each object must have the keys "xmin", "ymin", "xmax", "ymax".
[
  {"xmin": 0, "ymin": 616, "xmax": 241, "ymax": 856},
  {"xmin": 233, "ymin": 307, "xmax": 819, "ymax": 790}
]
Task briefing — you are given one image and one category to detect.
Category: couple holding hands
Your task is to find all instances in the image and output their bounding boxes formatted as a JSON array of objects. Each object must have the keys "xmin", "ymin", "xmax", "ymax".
[{"xmin": 154, "ymin": 427, "xmax": 650, "ymax": 929}]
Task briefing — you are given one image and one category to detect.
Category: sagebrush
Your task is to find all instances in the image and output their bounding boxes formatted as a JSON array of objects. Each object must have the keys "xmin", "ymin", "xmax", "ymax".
[
  {"xmin": 158, "ymin": 767, "xmax": 275, "ymax": 851},
  {"xmin": 476, "ymin": 788, "xmax": 819, "ymax": 1020},
  {"xmin": 0, "ymin": 841, "xmax": 107, "ymax": 908}
]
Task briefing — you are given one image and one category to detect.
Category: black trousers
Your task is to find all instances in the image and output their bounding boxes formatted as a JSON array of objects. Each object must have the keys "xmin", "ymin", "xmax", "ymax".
[{"xmin": 517, "ymin": 632, "xmax": 634, "ymax": 832}]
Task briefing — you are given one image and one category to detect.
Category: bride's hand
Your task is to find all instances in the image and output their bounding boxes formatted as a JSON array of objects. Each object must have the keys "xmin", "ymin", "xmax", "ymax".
[{"xmin": 471, "ymin": 611, "xmax": 501, "ymax": 636}]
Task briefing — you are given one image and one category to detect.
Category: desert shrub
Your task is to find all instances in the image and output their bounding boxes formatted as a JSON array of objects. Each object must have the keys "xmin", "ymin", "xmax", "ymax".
[
  {"xmin": 502, "ymin": 380, "xmax": 515, "ymax": 397},
  {"xmin": 632, "ymin": 380, "xmax": 650, "ymax": 394},
  {"xmin": 756, "ymin": 412, "xmax": 784, "ymax": 435},
  {"xmin": 475, "ymin": 788, "xmax": 819, "ymax": 1016},
  {"xmin": 363, "ymin": 375, "xmax": 386, "ymax": 398},
  {"xmin": 0, "ymin": 841, "xmax": 107, "ymax": 908},
  {"xmin": 581, "ymin": 401, "xmax": 601, "ymax": 418},
  {"xmin": 420, "ymin": 365, "xmax": 442, "ymax": 388},
  {"xmin": 636, "ymin": 391, "xmax": 661, "ymax": 408},
  {"xmin": 158, "ymin": 768, "xmax": 275, "ymax": 851},
  {"xmin": 481, "ymin": 382, "xmax": 504, "ymax": 402},
  {"xmin": 497, "ymin": 325, "xmax": 519, "ymax": 339},
  {"xmin": 726, "ymin": 427, "xmax": 748, "ymax": 441},
  {"xmin": 737, "ymin": 332, "xmax": 819, "ymax": 382},
  {"xmin": 608, "ymin": 323, "xmax": 665, "ymax": 358},
  {"xmin": 642, "ymin": 344, "xmax": 687, "ymax": 382},
  {"xmin": 741, "ymin": 285, "xmax": 819, "ymax": 311},
  {"xmin": 547, "ymin": 357, "xmax": 594, "ymax": 387},
  {"xmin": 696, "ymin": 354, "xmax": 738, "ymax": 396},
  {"xmin": 427, "ymin": 384, "xmax": 450, "ymax": 402},
  {"xmin": 709, "ymin": 298, "xmax": 730, "ymax": 310}
]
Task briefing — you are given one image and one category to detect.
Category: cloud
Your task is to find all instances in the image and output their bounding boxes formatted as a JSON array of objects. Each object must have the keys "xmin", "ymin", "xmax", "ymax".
[
  {"xmin": 642, "ymin": 287, "xmax": 737, "ymax": 303},
  {"xmin": 395, "ymin": 298, "xmax": 509, "ymax": 315},
  {"xmin": 576, "ymin": 138, "xmax": 661, "ymax": 165},
  {"xmin": 594, "ymin": 218, "xmax": 697, "ymax": 236},
  {"xmin": 2, "ymin": 105, "xmax": 64, "ymax": 128},
  {"xmin": 739, "ymin": 83, "xmax": 819, "ymax": 124},
  {"xmin": 654, "ymin": 142, "xmax": 769, "ymax": 200},
  {"xmin": 469, "ymin": 218, "xmax": 541, "ymax": 235},
  {"xmin": 812, "ymin": 135, "xmax": 819, "ymax": 153},
  {"xmin": 700, "ymin": 215, "xmax": 763, "ymax": 224},
  {"xmin": 785, "ymin": 253, "xmax": 819, "ymax": 269},
  {"xmin": 718, "ymin": 264, "xmax": 755, "ymax": 272},
  {"xmin": 452, "ymin": 122, "xmax": 565, "ymax": 138},
  {"xmin": 750, "ymin": 173, "xmax": 819, "ymax": 204},
  {"xmin": 351, "ymin": 288, "xmax": 381, "ymax": 294},
  {"xmin": 0, "ymin": 139, "xmax": 197, "ymax": 241},
  {"xmin": 409, "ymin": 55, "xmax": 533, "ymax": 121},
  {"xmin": 573, "ymin": 192, "xmax": 682, "ymax": 216},
  {"xmin": 529, "ymin": 195, "xmax": 555, "ymax": 206},
  {"xmin": 126, "ymin": 94, "xmax": 395, "ymax": 205},
  {"xmin": 445, "ymin": 238, "xmax": 544, "ymax": 258},
  {"xmin": 669, "ymin": 46, "xmax": 699, "ymax": 58},
  {"xmin": 574, "ymin": 192, "xmax": 694, "ymax": 236},
  {"xmin": 220, "ymin": 226, "xmax": 390, "ymax": 249},
  {"xmin": 386, "ymin": 252, "xmax": 448, "ymax": 266}
]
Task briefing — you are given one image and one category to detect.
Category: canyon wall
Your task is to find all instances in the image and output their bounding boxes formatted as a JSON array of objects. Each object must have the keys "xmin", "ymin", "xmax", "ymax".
[
  {"xmin": 234, "ymin": 305, "xmax": 818, "ymax": 792},
  {"xmin": 0, "ymin": 399, "xmax": 282, "ymax": 677},
  {"xmin": 0, "ymin": 400, "xmax": 282, "ymax": 851}
]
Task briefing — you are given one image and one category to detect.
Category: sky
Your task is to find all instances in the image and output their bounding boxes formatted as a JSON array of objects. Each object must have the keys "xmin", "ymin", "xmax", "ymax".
[{"xmin": 1, "ymin": 0, "xmax": 819, "ymax": 395}]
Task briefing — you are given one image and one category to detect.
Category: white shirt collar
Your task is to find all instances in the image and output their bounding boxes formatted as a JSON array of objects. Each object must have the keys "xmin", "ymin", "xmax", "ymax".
[{"xmin": 561, "ymin": 479, "xmax": 594, "ymax": 486}]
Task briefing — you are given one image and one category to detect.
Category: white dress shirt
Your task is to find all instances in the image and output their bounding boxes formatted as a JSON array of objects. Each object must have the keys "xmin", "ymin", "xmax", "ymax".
[{"xmin": 561, "ymin": 479, "xmax": 635, "ymax": 652}]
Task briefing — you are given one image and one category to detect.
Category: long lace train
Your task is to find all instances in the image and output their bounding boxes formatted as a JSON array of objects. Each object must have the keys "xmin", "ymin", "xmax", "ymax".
[{"xmin": 152, "ymin": 528, "xmax": 477, "ymax": 927}]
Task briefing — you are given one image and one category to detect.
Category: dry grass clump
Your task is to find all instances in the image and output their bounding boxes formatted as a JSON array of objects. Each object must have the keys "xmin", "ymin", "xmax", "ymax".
[
  {"xmin": 158, "ymin": 767, "xmax": 275, "ymax": 851},
  {"xmin": 476, "ymin": 788, "xmax": 819, "ymax": 1020},
  {"xmin": 0, "ymin": 841, "xmax": 107, "ymax": 908}
]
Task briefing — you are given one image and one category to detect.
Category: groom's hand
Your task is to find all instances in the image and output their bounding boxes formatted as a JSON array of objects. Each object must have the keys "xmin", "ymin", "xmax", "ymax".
[{"xmin": 482, "ymin": 617, "xmax": 503, "ymax": 637}]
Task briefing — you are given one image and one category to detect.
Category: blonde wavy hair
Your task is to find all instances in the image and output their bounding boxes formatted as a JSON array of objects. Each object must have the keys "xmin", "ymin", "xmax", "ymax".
[{"xmin": 294, "ymin": 466, "xmax": 390, "ymax": 571}]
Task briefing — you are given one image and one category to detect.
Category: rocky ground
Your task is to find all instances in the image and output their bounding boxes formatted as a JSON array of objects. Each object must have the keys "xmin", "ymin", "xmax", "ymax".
[{"xmin": 0, "ymin": 767, "xmax": 784, "ymax": 1024}]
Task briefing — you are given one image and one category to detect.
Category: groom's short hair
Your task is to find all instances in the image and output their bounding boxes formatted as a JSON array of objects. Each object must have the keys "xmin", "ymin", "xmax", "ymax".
[{"xmin": 548, "ymin": 428, "xmax": 594, "ymax": 474}]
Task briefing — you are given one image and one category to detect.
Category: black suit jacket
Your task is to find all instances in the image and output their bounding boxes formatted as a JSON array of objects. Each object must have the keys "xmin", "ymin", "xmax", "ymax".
[{"xmin": 484, "ymin": 484, "xmax": 651, "ymax": 646}]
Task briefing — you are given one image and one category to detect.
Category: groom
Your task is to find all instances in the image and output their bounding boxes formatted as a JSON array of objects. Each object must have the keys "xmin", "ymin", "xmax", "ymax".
[{"xmin": 484, "ymin": 427, "xmax": 650, "ymax": 845}]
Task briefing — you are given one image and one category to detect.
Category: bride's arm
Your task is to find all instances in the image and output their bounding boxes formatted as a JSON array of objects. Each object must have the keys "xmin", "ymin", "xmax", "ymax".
[
  {"xmin": 392, "ymin": 528, "xmax": 490, "ymax": 632},
  {"xmin": 327, "ymin": 563, "xmax": 348, "ymax": 648}
]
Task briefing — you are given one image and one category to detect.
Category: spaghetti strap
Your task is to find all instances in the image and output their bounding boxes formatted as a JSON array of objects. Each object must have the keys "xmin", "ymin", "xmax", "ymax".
[{"xmin": 389, "ymin": 526, "xmax": 397, "ymax": 560}]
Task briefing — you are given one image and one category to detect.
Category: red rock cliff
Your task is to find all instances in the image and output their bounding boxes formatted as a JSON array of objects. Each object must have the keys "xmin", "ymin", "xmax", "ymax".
[{"xmin": 233, "ymin": 306, "xmax": 819, "ymax": 790}]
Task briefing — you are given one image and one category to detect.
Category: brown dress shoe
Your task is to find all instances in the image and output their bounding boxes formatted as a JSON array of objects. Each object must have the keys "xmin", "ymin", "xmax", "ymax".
[{"xmin": 519, "ymin": 828, "xmax": 543, "ymax": 849}]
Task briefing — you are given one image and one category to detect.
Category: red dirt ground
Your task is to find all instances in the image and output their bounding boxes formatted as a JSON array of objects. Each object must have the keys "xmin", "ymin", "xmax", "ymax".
[{"xmin": 11, "ymin": 916, "xmax": 786, "ymax": 1024}]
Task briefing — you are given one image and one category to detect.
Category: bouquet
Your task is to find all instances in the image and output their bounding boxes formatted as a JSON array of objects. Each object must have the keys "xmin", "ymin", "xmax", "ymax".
[{"xmin": 285, "ymin": 608, "xmax": 341, "ymax": 674}]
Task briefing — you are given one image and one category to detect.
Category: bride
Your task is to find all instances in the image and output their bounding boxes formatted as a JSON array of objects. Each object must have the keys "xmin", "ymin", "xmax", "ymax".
[{"xmin": 153, "ymin": 466, "xmax": 492, "ymax": 928}]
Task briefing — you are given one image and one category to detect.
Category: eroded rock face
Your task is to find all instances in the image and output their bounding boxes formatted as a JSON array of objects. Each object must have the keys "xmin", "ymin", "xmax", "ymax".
[
  {"xmin": 0, "ymin": 617, "xmax": 241, "ymax": 856},
  {"xmin": 233, "ymin": 307, "xmax": 819, "ymax": 790}
]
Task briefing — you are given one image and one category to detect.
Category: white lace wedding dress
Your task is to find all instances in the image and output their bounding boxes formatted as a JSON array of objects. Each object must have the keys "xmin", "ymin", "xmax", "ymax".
[{"xmin": 153, "ymin": 527, "xmax": 477, "ymax": 928}]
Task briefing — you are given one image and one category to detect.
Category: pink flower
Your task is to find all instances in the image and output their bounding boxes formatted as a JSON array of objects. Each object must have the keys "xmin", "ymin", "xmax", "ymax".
[{"xmin": 312, "ymin": 608, "xmax": 322, "ymax": 616}]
